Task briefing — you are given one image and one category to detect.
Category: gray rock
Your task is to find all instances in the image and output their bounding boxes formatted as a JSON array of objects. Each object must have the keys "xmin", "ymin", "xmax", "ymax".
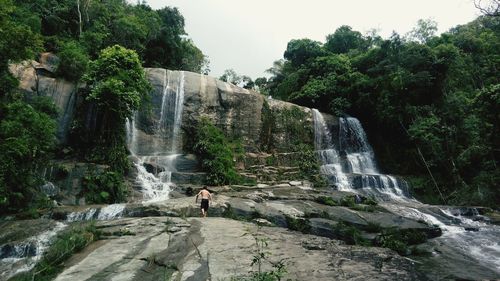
[
  {"xmin": 49, "ymin": 217, "xmax": 425, "ymax": 281},
  {"xmin": 10, "ymin": 59, "xmax": 76, "ymax": 143},
  {"xmin": 39, "ymin": 182, "xmax": 59, "ymax": 197},
  {"xmin": 38, "ymin": 52, "xmax": 60, "ymax": 73}
]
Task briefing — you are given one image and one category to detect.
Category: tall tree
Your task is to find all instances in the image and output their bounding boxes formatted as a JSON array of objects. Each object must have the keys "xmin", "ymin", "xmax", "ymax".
[{"xmin": 84, "ymin": 45, "xmax": 150, "ymax": 172}]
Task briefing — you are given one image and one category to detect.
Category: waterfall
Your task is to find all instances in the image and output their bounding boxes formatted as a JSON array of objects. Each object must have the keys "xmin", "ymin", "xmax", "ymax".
[
  {"xmin": 313, "ymin": 109, "xmax": 500, "ymax": 275},
  {"xmin": 127, "ymin": 70, "xmax": 185, "ymax": 203},
  {"xmin": 312, "ymin": 109, "xmax": 349, "ymax": 190},
  {"xmin": 312, "ymin": 109, "xmax": 406, "ymax": 196},
  {"xmin": 0, "ymin": 222, "xmax": 66, "ymax": 280},
  {"xmin": 65, "ymin": 204, "xmax": 126, "ymax": 222}
]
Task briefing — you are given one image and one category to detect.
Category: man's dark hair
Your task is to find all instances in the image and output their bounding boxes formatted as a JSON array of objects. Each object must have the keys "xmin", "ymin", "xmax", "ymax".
[{"xmin": 203, "ymin": 186, "xmax": 207, "ymax": 190}]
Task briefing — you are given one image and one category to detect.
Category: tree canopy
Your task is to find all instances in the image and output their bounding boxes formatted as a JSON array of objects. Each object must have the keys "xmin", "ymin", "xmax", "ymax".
[{"xmin": 261, "ymin": 17, "xmax": 500, "ymax": 207}]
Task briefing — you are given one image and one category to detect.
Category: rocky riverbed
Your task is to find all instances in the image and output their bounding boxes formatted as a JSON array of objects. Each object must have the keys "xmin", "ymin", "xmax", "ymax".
[{"xmin": 2, "ymin": 182, "xmax": 499, "ymax": 281}]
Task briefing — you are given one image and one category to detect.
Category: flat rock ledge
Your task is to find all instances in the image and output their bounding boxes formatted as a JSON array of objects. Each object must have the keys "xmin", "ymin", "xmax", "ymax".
[{"xmin": 54, "ymin": 217, "xmax": 426, "ymax": 281}]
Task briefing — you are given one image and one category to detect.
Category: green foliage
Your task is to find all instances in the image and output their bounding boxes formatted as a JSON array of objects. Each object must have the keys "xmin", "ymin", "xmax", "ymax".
[
  {"xmin": 266, "ymin": 16, "xmax": 500, "ymax": 207},
  {"xmin": 406, "ymin": 19, "xmax": 438, "ymax": 43},
  {"xmin": 0, "ymin": 0, "xmax": 42, "ymax": 61},
  {"xmin": 56, "ymin": 40, "xmax": 89, "ymax": 81},
  {"xmin": 325, "ymin": 25, "xmax": 368, "ymax": 54},
  {"xmin": 85, "ymin": 45, "xmax": 149, "ymax": 118},
  {"xmin": 82, "ymin": 171, "xmax": 127, "ymax": 204},
  {"xmin": 0, "ymin": 0, "xmax": 42, "ymax": 97},
  {"xmin": 284, "ymin": 39, "xmax": 325, "ymax": 67},
  {"xmin": 77, "ymin": 45, "xmax": 150, "ymax": 173},
  {"xmin": 363, "ymin": 222, "xmax": 382, "ymax": 233},
  {"xmin": 0, "ymin": 1, "xmax": 54, "ymax": 214},
  {"xmin": 219, "ymin": 69, "xmax": 255, "ymax": 89},
  {"xmin": 0, "ymin": 99, "xmax": 57, "ymax": 214},
  {"xmin": 285, "ymin": 216, "xmax": 311, "ymax": 233},
  {"xmin": 315, "ymin": 196, "xmax": 338, "ymax": 206},
  {"xmin": 193, "ymin": 118, "xmax": 241, "ymax": 186},
  {"xmin": 12, "ymin": 0, "xmax": 207, "ymax": 72},
  {"xmin": 333, "ymin": 221, "xmax": 369, "ymax": 246},
  {"xmin": 10, "ymin": 223, "xmax": 100, "ymax": 281},
  {"xmin": 232, "ymin": 227, "xmax": 287, "ymax": 281},
  {"xmin": 340, "ymin": 195, "xmax": 380, "ymax": 212},
  {"xmin": 375, "ymin": 228, "xmax": 427, "ymax": 256},
  {"xmin": 340, "ymin": 195, "xmax": 357, "ymax": 207},
  {"xmin": 294, "ymin": 143, "xmax": 326, "ymax": 187}
]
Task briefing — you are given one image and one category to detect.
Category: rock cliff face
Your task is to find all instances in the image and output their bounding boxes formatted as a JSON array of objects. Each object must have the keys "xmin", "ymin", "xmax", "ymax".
[
  {"xmin": 136, "ymin": 68, "xmax": 315, "ymax": 154},
  {"xmin": 11, "ymin": 61, "xmax": 318, "ymax": 153},
  {"xmin": 10, "ymin": 55, "xmax": 77, "ymax": 143}
]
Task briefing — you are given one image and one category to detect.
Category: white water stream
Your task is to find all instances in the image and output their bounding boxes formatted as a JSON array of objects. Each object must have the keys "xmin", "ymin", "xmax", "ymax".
[
  {"xmin": 312, "ymin": 108, "xmax": 500, "ymax": 275},
  {"xmin": 0, "ymin": 222, "xmax": 67, "ymax": 280},
  {"xmin": 127, "ymin": 70, "xmax": 185, "ymax": 203}
]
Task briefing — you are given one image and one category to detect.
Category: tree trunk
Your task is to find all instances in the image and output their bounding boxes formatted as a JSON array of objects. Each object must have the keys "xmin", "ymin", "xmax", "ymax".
[{"xmin": 77, "ymin": 0, "xmax": 82, "ymax": 37}]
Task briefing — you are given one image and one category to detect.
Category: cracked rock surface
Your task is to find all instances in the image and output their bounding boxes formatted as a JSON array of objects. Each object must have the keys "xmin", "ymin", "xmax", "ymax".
[{"xmin": 52, "ymin": 217, "xmax": 425, "ymax": 281}]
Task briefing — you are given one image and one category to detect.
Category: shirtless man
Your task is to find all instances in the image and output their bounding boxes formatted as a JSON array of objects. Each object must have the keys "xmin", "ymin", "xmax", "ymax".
[{"xmin": 195, "ymin": 186, "xmax": 212, "ymax": 217}]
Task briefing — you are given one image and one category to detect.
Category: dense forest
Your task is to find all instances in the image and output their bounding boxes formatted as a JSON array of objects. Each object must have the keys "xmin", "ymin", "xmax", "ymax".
[
  {"xmin": 256, "ymin": 17, "xmax": 499, "ymax": 206},
  {"xmin": 0, "ymin": 0, "xmax": 207, "ymax": 214}
]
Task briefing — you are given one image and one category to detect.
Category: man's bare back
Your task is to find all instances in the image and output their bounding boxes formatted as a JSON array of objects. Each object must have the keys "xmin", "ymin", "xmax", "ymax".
[{"xmin": 195, "ymin": 187, "xmax": 212, "ymax": 217}]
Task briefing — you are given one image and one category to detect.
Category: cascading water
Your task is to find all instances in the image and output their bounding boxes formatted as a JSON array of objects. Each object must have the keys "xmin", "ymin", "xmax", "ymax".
[
  {"xmin": 127, "ymin": 70, "xmax": 185, "ymax": 202},
  {"xmin": 66, "ymin": 204, "xmax": 126, "ymax": 222},
  {"xmin": 312, "ymin": 109, "xmax": 349, "ymax": 190},
  {"xmin": 0, "ymin": 222, "xmax": 66, "ymax": 280},
  {"xmin": 312, "ymin": 109, "xmax": 500, "ymax": 276},
  {"xmin": 312, "ymin": 109, "xmax": 405, "ymax": 196}
]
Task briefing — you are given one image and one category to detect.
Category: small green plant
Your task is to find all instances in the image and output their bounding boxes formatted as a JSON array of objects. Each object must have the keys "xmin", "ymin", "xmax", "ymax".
[
  {"xmin": 375, "ymin": 228, "xmax": 428, "ymax": 255},
  {"xmin": 285, "ymin": 216, "xmax": 311, "ymax": 233},
  {"xmin": 162, "ymin": 219, "xmax": 175, "ymax": 232},
  {"xmin": 233, "ymin": 226, "xmax": 287, "ymax": 281},
  {"xmin": 363, "ymin": 222, "xmax": 382, "ymax": 233},
  {"xmin": 265, "ymin": 155, "xmax": 276, "ymax": 166},
  {"xmin": 82, "ymin": 170, "xmax": 127, "ymax": 204},
  {"xmin": 333, "ymin": 221, "xmax": 370, "ymax": 246},
  {"xmin": 340, "ymin": 195, "xmax": 356, "ymax": 207},
  {"xmin": 339, "ymin": 195, "xmax": 381, "ymax": 212},
  {"xmin": 193, "ymin": 118, "xmax": 242, "ymax": 186},
  {"xmin": 315, "ymin": 196, "xmax": 338, "ymax": 206}
]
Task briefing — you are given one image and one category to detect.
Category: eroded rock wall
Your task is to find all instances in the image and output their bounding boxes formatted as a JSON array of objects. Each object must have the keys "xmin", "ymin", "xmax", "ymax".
[
  {"xmin": 137, "ymin": 68, "xmax": 316, "ymax": 154},
  {"xmin": 9, "ymin": 56, "xmax": 77, "ymax": 144},
  {"xmin": 11, "ymin": 59, "xmax": 323, "ymax": 154}
]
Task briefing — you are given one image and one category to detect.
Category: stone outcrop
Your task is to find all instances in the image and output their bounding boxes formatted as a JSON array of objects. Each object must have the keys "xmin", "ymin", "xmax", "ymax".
[
  {"xmin": 41, "ymin": 161, "xmax": 110, "ymax": 206},
  {"xmin": 133, "ymin": 68, "xmax": 316, "ymax": 155},
  {"xmin": 9, "ymin": 56, "xmax": 77, "ymax": 143},
  {"xmin": 9, "ymin": 59, "xmax": 315, "ymax": 153},
  {"xmin": 45, "ymin": 217, "xmax": 426, "ymax": 281}
]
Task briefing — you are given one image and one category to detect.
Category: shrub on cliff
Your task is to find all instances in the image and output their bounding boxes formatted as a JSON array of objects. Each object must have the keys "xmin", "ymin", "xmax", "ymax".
[
  {"xmin": 81, "ymin": 45, "xmax": 150, "ymax": 173},
  {"xmin": 193, "ymin": 118, "xmax": 241, "ymax": 186},
  {"xmin": 56, "ymin": 40, "xmax": 89, "ymax": 82}
]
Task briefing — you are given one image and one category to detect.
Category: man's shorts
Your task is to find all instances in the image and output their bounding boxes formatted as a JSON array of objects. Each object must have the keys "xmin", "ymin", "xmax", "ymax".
[{"xmin": 201, "ymin": 199, "xmax": 209, "ymax": 211}]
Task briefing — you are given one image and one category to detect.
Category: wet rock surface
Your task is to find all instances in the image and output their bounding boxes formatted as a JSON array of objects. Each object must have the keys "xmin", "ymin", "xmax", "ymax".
[
  {"xmin": 51, "ymin": 217, "xmax": 426, "ymax": 281},
  {"xmin": 2, "ymin": 184, "xmax": 500, "ymax": 280}
]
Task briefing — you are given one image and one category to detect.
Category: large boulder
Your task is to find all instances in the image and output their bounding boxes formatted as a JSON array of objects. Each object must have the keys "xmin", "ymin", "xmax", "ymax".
[{"xmin": 9, "ymin": 56, "xmax": 77, "ymax": 143}]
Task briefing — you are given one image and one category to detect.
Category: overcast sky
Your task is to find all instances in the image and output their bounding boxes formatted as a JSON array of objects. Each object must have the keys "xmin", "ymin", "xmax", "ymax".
[{"xmin": 145, "ymin": 0, "xmax": 481, "ymax": 79}]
